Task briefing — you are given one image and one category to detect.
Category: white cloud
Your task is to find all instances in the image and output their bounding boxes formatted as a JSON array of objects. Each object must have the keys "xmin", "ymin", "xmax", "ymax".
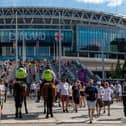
[
  {"xmin": 106, "ymin": 0, "xmax": 124, "ymax": 7},
  {"xmin": 77, "ymin": 0, "xmax": 104, "ymax": 4},
  {"xmin": 76, "ymin": 0, "xmax": 125, "ymax": 7}
]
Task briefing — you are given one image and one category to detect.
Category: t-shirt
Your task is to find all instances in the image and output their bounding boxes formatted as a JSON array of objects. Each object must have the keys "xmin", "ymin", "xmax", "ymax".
[
  {"xmin": 103, "ymin": 87, "xmax": 113, "ymax": 101},
  {"xmin": 85, "ymin": 86, "xmax": 98, "ymax": 101},
  {"xmin": 72, "ymin": 85, "xmax": 80, "ymax": 98},
  {"xmin": 59, "ymin": 82, "xmax": 69, "ymax": 96},
  {"xmin": 0, "ymin": 85, "xmax": 5, "ymax": 100},
  {"xmin": 97, "ymin": 86, "xmax": 105, "ymax": 99},
  {"xmin": 69, "ymin": 85, "xmax": 72, "ymax": 97},
  {"xmin": 30, "ymin": 83, "xmax": 36, "ymax": 90},
  {"xmin": 56, "ymin": 84, "xmax": 60, "ymax": 92}
]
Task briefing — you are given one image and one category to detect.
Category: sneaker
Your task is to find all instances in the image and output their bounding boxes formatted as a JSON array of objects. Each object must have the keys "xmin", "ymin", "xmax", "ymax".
[
  {"xmin": 51, "ymin": 114, "xmax": 53, "ymax": 117},
  {"xmin": 46, "ymin": 115, "xmax": 49, "ymax": 118},
  {"xmin": 89, "ymin": 121, "xmax": 92, "ymax": 124}
]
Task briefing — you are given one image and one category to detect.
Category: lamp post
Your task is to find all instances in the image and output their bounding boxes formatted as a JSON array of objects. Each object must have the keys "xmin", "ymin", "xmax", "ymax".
[
  {"xmin": 15, "ymin": 11, "xmax": 18, "ymax": 68},
  {"xmin": 22, "ymin": 34, "xmax": 26, "ymax": 63},
  {"xmin": 102, "ymin": 40, "xmax": 105, "ymax": 81},
  {"xmin": 54, "ymin": 12, "xmax": 63, "ymax": 79}
]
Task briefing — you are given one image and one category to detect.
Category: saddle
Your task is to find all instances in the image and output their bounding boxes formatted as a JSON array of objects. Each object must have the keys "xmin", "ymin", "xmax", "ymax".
[
  {"xmin": 13, "ymin": 81, "xmax": 28, "ymax": 97},
  {"xmin": 41, "ymin": 82, "xmax": 56, "ymax": 100}
]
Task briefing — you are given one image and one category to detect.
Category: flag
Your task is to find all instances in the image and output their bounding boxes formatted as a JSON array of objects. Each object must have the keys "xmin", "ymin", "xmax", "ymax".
[
  {"xmin": 55, "ymin": 32, "xmax": 63, "ymax": 41},
  {"xmin": 78, "ymin": 68, "xmax": 87, "ymax": 83},
  {"xmin": 36, "ymin": 41, "xmax": 39, "ymax": 48}
]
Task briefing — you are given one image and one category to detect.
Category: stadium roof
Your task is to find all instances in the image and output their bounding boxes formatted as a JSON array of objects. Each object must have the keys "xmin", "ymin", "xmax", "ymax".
[{"xmin": 0, "ymin": 7, "xmax": 126, "ymax": 28}]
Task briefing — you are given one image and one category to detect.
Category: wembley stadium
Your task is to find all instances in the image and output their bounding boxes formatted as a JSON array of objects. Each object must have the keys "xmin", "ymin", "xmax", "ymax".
[{"xmin": 0, "ymin": 7, "xmax": 126, "ymax": 77}]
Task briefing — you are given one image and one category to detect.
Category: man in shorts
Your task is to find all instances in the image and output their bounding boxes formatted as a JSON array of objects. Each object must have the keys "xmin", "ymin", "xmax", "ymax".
[{"xmin": 85, "ymin": 79, "xmax": 98, "ymax": 123}]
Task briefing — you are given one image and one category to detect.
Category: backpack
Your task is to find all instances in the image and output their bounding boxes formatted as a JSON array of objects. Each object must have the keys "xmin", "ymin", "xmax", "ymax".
[
  {"xmin": 16, "ymin": 68, "xmax": 27, "ymax": 79},
  {"xmin": 42, "ymin": 69, "xmax": 53, "ymax": 82}
]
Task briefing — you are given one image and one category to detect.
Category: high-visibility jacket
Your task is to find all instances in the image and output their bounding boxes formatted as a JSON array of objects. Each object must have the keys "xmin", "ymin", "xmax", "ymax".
[
  {"xmin": 16, "ymin": 67, "xmax": 27, "ymax": 79},
  {"xmin": 42, "ymin": 69, "xmax": 53, "ymax": 82}
]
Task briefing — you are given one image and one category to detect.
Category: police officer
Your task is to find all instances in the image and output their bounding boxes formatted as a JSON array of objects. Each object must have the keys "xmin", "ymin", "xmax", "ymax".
[
  {"xmin": 41, "ymin": 64, "xmax": 56, "ymax": 118},
  {"xmin": 122, "ymin": 80, "xmax": 126, "ymax": 117},
  {"xmin": 42, "ymin": 64, "xmax": 56, "ymax": 83},
  {"xmin": 13, "ymin": 65, "xmax": 28, "ymax": 118}
]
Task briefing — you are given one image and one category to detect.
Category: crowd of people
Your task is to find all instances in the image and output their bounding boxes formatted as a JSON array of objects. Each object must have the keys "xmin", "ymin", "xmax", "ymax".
[{"xmin": 0, "ymin": 60, "xmax": 126, "ymax": 123}]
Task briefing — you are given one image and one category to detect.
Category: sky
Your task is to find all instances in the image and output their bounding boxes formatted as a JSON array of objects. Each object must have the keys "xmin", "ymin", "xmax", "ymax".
[{"xmin": 0, "ymin": 0, "xmax": 126, "ymax": 16}]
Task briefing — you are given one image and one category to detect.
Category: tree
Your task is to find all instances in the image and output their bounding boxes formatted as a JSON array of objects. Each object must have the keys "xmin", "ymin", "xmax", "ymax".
[
  {"xmin": 114, "ymin": 59, "xmax": 123, "ymax": 78},
  {"xmin": 110, "ymin": 63, "xmax": 115, "ymax": 78},
  {"xmin": 122, "ymin": 59, "xmax": 126, "ymax": 78}
]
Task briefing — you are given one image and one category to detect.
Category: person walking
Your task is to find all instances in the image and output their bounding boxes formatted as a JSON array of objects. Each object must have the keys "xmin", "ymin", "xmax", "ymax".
[
  {"xmin": 96, "ymin": 81, "xmax": 105, "ymax": 117},
  {"xmin": 85, "ymin": 79, "xmax": 98, "ymax": 123},
  {"xmin": 0, "ymin": 78, "xmax": 5, "ymax": 118},
  {"xmin": 122, "ymin": 80, "xmax": 126, "ymax": 117},
  {"xmin": 72, "ymin": 80, "xmax": 80, "ymax": 112},
  {"xmin": 59, "ymin": 79, "xmax": 70, "ymax": 113},
  {"xmin": 103, "ymin": 81, "xmax": 113, "ymax": 116},
  {"xmin": 79, "ymin": 81, "xmax": 86, "ymax": 108}
]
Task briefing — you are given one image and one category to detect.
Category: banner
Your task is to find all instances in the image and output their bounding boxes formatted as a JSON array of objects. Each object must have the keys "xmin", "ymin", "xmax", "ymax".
[{"xmin": 78, "ymin": 68, "xmax": 86, "ymax": 83}]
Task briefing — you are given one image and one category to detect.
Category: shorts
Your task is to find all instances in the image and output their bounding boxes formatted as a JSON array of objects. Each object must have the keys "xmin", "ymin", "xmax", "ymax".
[
  {"xmin": 69, "ymin": 96, "xmax": 72, "ymax": 100},
  {"xmin": 103, "ymin": 101, "xmax": 111, "ymax": 106},
  {"xmin": 80, "ymin": 91, "xmax": 85, "ymax": 96},
  {"xmin": 96, "ymin": 99, "xmax": 104, "ymax": 107},
  {"xmin": 73, "ymin": 96, "xmax": 80, "ymax": 104},
  {"xmin": 87, "ymin": 100, "xmax": 96, "ymax": 109},
  {"xmin": 61, "ymin": 95, "xmax": 69, "ymax": 102}
]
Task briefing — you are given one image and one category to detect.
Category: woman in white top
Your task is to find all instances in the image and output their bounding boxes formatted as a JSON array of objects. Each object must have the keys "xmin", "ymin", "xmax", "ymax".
[
  {"xmin": 96, "ymin": 81, "xmax": 105, "ymax": 116},
  {"xmin": 0, "ymin": 79, "xmax": 5, "ymax": 116},
  {"xmin": 55, "ymin": 80, "xmax": 62, "ymax": 107},
  {"xmin": 103, "ymin": 81, "xmax": 113, "ymax": 116},
  {"xmin": 59, "ymin": 79, "xmax": 70, "ymax": 112}
]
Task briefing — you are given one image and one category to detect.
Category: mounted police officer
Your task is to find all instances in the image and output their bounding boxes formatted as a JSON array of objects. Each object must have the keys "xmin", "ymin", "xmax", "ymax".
[
  {"xmin": 41, "ymin": 64, "xmax": 56, "ymax": 118},
  {"xmin": 122, "ymin": 80, "xmax": 126, "ymax": 117},
  {"xmin": 13, "ymin": 64, "xmax": 28, "ymax": 118},
  {"xmin": 42, "ymin": 64, "xmax": 56, "ymax": 83}
]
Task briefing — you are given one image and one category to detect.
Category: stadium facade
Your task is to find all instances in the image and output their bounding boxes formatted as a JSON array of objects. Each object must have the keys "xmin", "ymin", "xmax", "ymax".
[{"xmin": 0, "ymin": 7, "xmax": 126, "ymax": 60}]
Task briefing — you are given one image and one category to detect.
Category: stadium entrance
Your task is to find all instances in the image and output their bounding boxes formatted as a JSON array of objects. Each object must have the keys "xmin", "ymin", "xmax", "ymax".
[{"xmin": 0, "ymin": 29, "xmax": 72, "ymax": 60}]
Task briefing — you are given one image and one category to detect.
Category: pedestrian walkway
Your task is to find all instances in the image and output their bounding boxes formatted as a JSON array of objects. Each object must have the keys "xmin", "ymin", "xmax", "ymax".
[{"xmin": 0, "ymin": 97, "xmax": 125, "ymax": 124}]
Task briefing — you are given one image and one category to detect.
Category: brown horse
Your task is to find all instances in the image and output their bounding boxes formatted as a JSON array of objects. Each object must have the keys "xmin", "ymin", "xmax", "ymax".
[
  {"xmin": 13, "ymin": 81, "xmax": 28, "ymax": 118},
  {"xmin": 40, "ymin": 82, "xmax": 56, "ymax": 118}
]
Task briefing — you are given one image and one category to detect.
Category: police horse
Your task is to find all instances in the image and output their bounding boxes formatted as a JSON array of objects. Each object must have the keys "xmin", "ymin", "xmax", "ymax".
[
  {"xmin": 13, "ymin": 80, "xmax": 28, "ymax": 118},
  {"xmin": 40, "ymin": 81, "xmax": 56, "ymax": 118},
  {"xmin": 13, "ymin": 67, "xmax": 28, "ymax": 118}
]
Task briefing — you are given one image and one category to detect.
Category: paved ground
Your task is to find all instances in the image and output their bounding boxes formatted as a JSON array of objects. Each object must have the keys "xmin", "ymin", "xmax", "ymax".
[
  {"xmin": 0, "ymin": 123, "xmax": 126, "ymax": 126},
  {"xmin": 0, "ymin": 97, "xmax": 126, "ymax": 125}
]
